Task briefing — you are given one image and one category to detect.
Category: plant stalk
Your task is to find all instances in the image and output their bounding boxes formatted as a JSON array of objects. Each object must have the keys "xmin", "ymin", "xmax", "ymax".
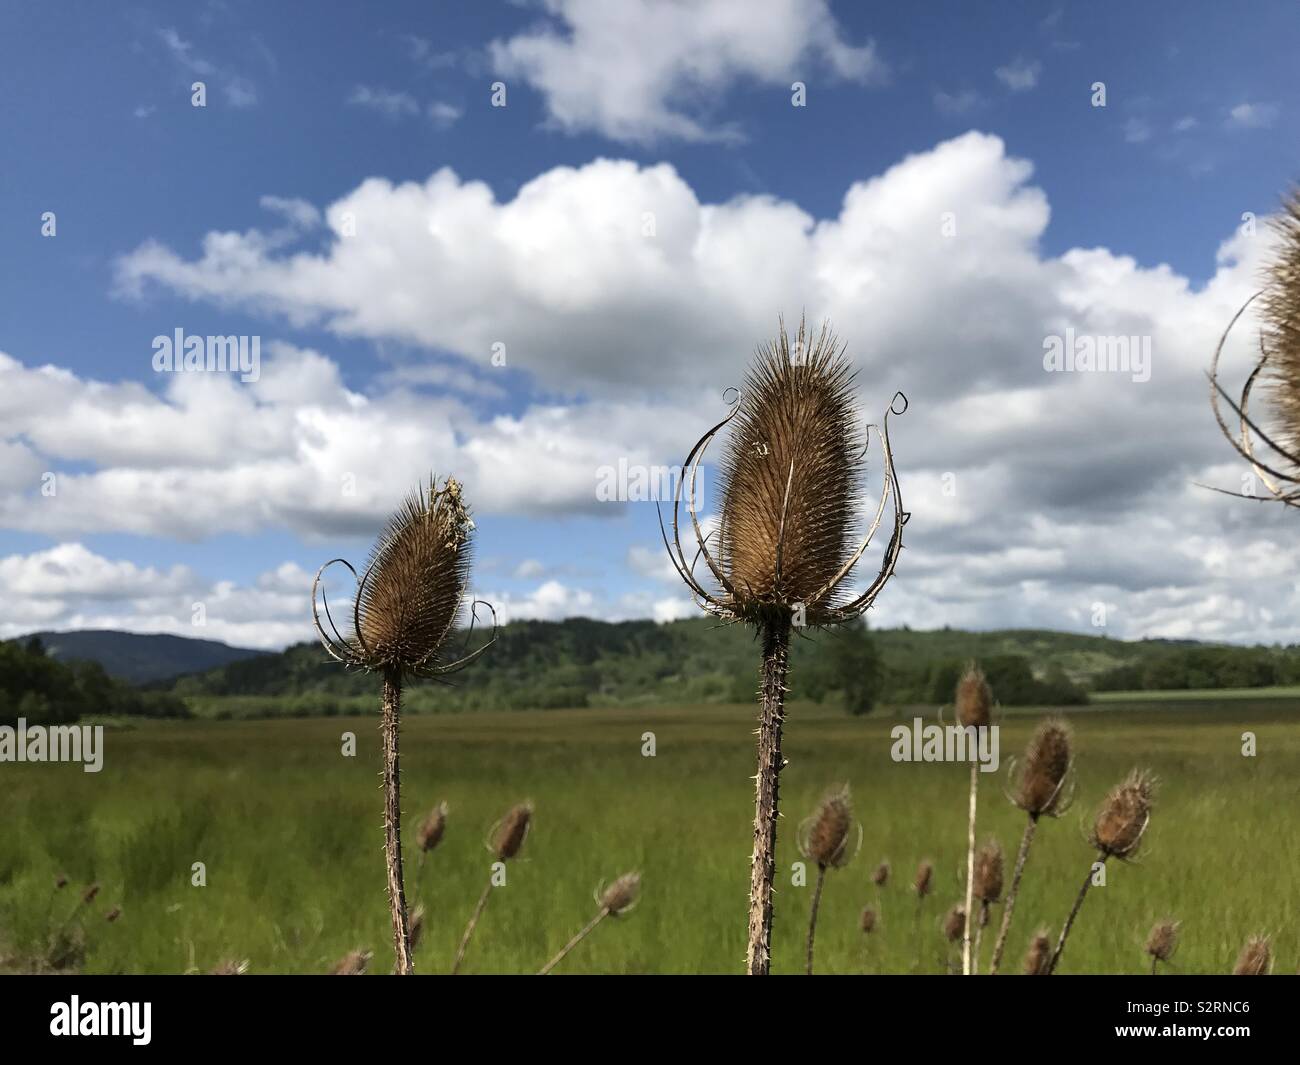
[
  {"xmin": 805, "ymin": 864, "xmax": 827, "ymax": 976},
  {"xmin": 1049, "ymin": 855, "xmax": 1106, "ymax": 974},
  {"xmin": 538, "ymin": 908, "xmax": 610, "ymax": 975},
  {"xmin": 380, "ymin": 668, "xmax": 414, "ymax": 975},
  {"xmin": 746, "ymin": 613, "xmax": 791, "ymax": 976},
  {"xmin": 961, "ymin": 759, "xmax": 977, "ymax": 975},
  {"xmin": 987, "ymin": 813, "xmax": 1038, "ymax": 975},
  {"xmin": 452, "ymin": 875, "xmax": 493, "ymax": 975}
]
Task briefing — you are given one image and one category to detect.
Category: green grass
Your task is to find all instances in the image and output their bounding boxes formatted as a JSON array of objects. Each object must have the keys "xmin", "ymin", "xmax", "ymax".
[
  {"xmin": 2, "ymin": 701, "xmax": 1295, "ymax": 974},
  {"xmin": 1093, "ymin": 685, "xmax": 1300, "ymax": 702}
]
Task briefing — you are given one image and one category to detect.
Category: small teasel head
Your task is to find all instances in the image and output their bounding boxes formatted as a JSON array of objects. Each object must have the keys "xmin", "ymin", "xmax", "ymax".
[
  {"xmin": 1090, "ymin": 768, "xmax": 1157, "ymax": 860},
  {"xmin": 417, "ymin": 801, "xmax": 449, "ymax": 853},
  {"xmin": 82, "ymin": 883, "xmax": 100, "ymax": 905},
  {"xmin": 798, "ymin": 784, "xmax": 857, "ymax": 870},
  {"xmin": 489, "ymin": 801, "xmax": 533, "ymax": 861},
  {"xmin": 1014, "ymin": 716, "xmax": 1074, "ymax": 817},
  {"xmin": 954, "ymin": 663, "xmax": 993, "ymax": 729},
  {"xmin": 599, "ymin": 872, "xmax": 642, "ymax": 916},
  {"xmin": 860, "ymin": 906, "xmax": 877, "ymax": 934},
  {"xmin": 661, "ymin": 317, "xmax": 908, "ymax": 628},
  {"xmin": 313, "ymin": 476, "xmax": 496, "ymax": 678},
  {"xmin": 914, "ymin": 859, "xmax": 934, "ymax": 899},
  {"xmin": 1145, "ymin": 918, "xmax": 1180, "ymax": 964},
  {"xmin": 1233, "ymin": 935, "xmax": 1272, "ymax": 975},
  {"xmin": 1023, "ymin": 929, "xmax": 1052, "ymax": 975},
  {"xmin": 104, "ymin": 906, "xmax": 122, "ymax": 923},
  {"xmin": 972, "ymin": 837, "xmax": 1004, "ymax": 906},
  {"xmin": 329, "ymin": 949, "xmax": 374, "ymax": 976},
  {"xmin": 943, "ymin": 903, "xmax": 967, "ymax": 944},
  {"xmin": 872, "ymin": 860, "xmax": 890, "ymax": 887}
]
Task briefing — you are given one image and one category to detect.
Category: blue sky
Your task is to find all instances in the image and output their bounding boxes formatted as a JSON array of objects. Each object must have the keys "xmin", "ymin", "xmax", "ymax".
[{"xmin": 1, "ymin": 0, "xmax": 1298, "ymax": 648}]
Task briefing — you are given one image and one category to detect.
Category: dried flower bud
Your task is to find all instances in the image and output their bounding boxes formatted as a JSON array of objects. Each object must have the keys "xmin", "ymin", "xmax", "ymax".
[
  {"xmin": 1233, "ymin": 935, "xmax": 1272, "ymax": 975},
  {"xmin": 1023, "ymin": 929, "xmax": 1052, "ymax": 975},
  {"xmin": 1091, "ymin": 769, "xmax": 1157, "ymax": 859},
  {"xmin": 972, "ymin": 838, "xmax": 1004, "ymax": 905},
  {"xmin": 491, "ymin": 802, "xmax": 533, "ymax": 861},
  {"xmin": 1015, "ymin": 717, "xmax": 1073, "ymax": 817},
  {"xmin": 600, "ymin": 872, "xmax": 641, "ymax": 916},
  {"xmin": 955, "ymin": 664, "xmax": 992, "ymax": 729},
  {"xmin": 799, "ymin": 785, "xmax": 855, "ymax": 869},
  {"xmin": 1145, "ymin": 918, "xmax": 1180, "ymax": 964}
]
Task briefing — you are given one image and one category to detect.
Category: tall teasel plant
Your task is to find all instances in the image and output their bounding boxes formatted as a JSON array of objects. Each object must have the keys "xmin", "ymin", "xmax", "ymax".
[
  {"xmin": 660, "ymin": 318, "xmax": 908, "ymax": 975},
  {"xmin": 953, "ymin": 663, "xmax": 992, "ymax": 976},
  {"xmin": 796, "ymin": 784, "xmax": 859, "ymax": 975},
  {"xmin": 311, "ymin": 476, "xmax": 497, "ymax": 975},
  {"xmin": 1208, "ymin": 188, "xmax": 1300, "ymax": 504}
]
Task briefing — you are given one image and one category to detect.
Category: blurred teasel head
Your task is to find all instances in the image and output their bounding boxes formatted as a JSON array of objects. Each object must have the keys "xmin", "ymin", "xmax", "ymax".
[
  {"xmin": 797, "ymin": 784, "xmax": 858, "ymax": 870},
  {"xmin": 871, "ymin": 860, "xmax": 890, "ymax": 888},
  {"xmin": 954, "ymin": 663, "xmax": 993, "ymax": 729},
  {"xmin": 972, "ymin": 838, "xmax": 1004, "ymax": 906},
  {"xmin": 599, "ymin": 872, "xmax": 642, "ymax": 916},
  {"xmin": 489, "ymin": 802, "xmax": 533, "ymax": 862},
  {"xmin": 1023, "ymin": 929, "xmax": 1052, "ymax": 975},
  {"xmin": 1232, "ymin": 935, "xmax": 1272, "ymax": 975},
  {"xmin": 914, "ymin": 859, "xmax": 934, "ymax": 899},
  {"xmin": 660, "ymin": 317, "xmax": 908, "ymax": 628},
  {"xmin": 416, "ymin": 801, "xmax": 449, "ymax": 854},
  {"xmin": 1090, "ymin": 768, "xmax": 1157, "ymax": 860},
  {"xmin": 1145, "ymin": 918, "xmax": 1180, "ymax": 965},
  {"xmin": 312, "ymin": 475, "xmax": 496, "ymax": 679}
]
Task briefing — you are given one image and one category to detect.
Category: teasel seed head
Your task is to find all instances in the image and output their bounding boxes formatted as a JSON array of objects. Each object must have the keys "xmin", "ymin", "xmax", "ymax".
[
  {"xmin": 860, "ymin": 906, "xmax": 877, "ymax": 934},
  {"xmin": 1014, "ymin": 716, "xmax": 1074, "ymax": 817},
  {"xmin": 104, "ymin": 906, "xmax": 121, "ymax": 923},
  {"xmin": 914, "ymin": 859, "xmax": 934, "ymax": 899},
  {"xmin": 954, "ymin": 663, "xmax": 993, "ymax": 729},
  {"xmin": 1262, "ymin": 189, "xmax": 1300, "ymax": 464},
  {"xmin": 943, "ymin": 903, "xmax": 967, "ymax": 944},
  {"xmin": 1090, "ymin": 768, "xmax": 1157, "ymax": 860},
  {"xmin": 329, "ymin": 949, "xmax": 373, "ymax": 976},
  {"xmin": 1233, "ymin": 935, "xmax": 1272, "ymax": 975},
  {"xmin": 599, "ymin": 871, "xmax": 642, "ymax": 916},
  {"xmin": 82, "ymin": 883, "xmax": 100, "ymax": 905},
  {"xmin": 417, "ymin": 801, "xmax": 449, "ymax": 853},
  {"xmin": 209, "ymin": 958, "xmax": 249, "ymax": 975},
  {"xmin": 972, "ymin": 837, "xmax": 1004, "ymax": 905},
  {"xmin": 490, "ymin": 801, "xmax": 533, "ymax": 861},
  {"xmin": 872, "ymin": 860, "xmax": 890, "ymax": 887},
  {"xmin": 54, "ymin": 874, "xmax": 68, "ymax": 890},
  {"xmin": 1145, "ymin": 918, "xmax": 1180, "ymax": 964},
  {"xmin": 798, "ymin": 784, "xmax": 857, "ymax": 869},
  {"xmin": 1023, "ymin": 929, "xmax": 1052, "ymax": 975}
]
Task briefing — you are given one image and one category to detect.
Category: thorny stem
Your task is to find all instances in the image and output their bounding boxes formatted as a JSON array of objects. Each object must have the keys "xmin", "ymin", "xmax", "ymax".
[
  {"xmin": 961, "ymin": 760, "xmax": 977, "ymax": 975},
  {"xmin": 1049, "ymin": 856, "xmax": 1106, "ymax": 974},
  {"xmin": 746, "ymin": 613, "xmax": 791, "ymax": 976},
  {"xmin": 381, "ymin": 668, "xmax": 414, "ymax": 975},
  {"xmin": 805, "ymin": 865, "xmax": 827, "ymax": 976},
  {"xmin": 538, "ymin": 908, "xmax": 610, "ymax": 975},
  {"xmin": 452, "ymin": 875, "xmax": 493, "ymax": 975},
  {"xmin": 988, "ymin": 814, "xmax": 1038, "ymax": 975}
]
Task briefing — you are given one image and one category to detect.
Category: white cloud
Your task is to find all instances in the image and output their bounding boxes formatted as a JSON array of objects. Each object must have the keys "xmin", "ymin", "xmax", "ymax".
[
  {"xmin": 1226, "ymin": 102, "xmax": 1279, "ymax": 129},
  {"xmin": 994, "ymin": 57, "xmax": 1041, "ymax": 91},
  {"xmin": 1124, "ymin": 117, "xmax": 1151, "ymax": 144},
  {"xmin": 347, "ymin": 86, "xmax": 420, "ymax": 119},
  {"xmin": 158, "ymin": 27, "xmax": 258, "ymax": 108},
  {"xmin": 489, "ymin": 0, "xmax": 886, "ymax": 143},
  {"xmin": 427, "ymin": 101, "xmax": 462, "ymax": 128},
  {"xmin": 934, "ymin": 89, "xmax": 984, "ymax": 116}
]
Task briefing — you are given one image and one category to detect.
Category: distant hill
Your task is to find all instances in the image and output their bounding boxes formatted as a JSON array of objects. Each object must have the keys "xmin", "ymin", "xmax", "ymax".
[{"xmin": 24, "ymin": 630, "xmax": 268, "ymax": 685}]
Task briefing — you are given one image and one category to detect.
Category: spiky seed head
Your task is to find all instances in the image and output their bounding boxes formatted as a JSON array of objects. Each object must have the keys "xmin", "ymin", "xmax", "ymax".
[
  {"xmin": 1023, "ymin": 929, "xmax": 1052, "ymax": 975},
  {"xmin": 600, "ymin": 872, "xmax": 641, "ymax": 916},
  {"xmin": 352, "ymin": 477, "xmax": 473, "ymax": 674},
  {"xmin": 82, "ymin": 883, "xmax": 99, "ymax": 905},
  {"xmin": 860, "ymin": 906, "xmax": 877, "ymax": 934},
  {"xmin": 329, "ymin": 949, "xmax": 373, "ymax": 976},
  {"xmin": 1233, "ymin": 935, "xmax": 1272, "ymax": 975},
  {"xmin": 799, "ymin": 784, "xmax": 855, "ymax": 869},
  {"xmin": 209, "ymin": 958, "xmax": 249, "ymax": 975},
  {"xmin": 914, "ymin": 859, "xmax": 934, "ymax": 899},
  {"xmin": 1091, "ymin": 768, "xmax": 1157, "ymax": 859},
  {"xmin": 972, "ymin": 838, "xmax": 1004, "ymax": 905},
  {"xmin": 104, "ymin": 906, "xmax": 121, "ymax": 923},
  {"xmin": 872, "ymin": 861, "xmax": 890, "ymax": 887},
  {"xmin": 408, "ymin": 904, "xmax": 426, "ymax": 953},
  {"xmin": 715, "ymin": 319, "xmax": 865, "ymax": 626},
  {"xmin": 1016, "ymin": 716, "xmax": 1073, "ymax": 816},
  {"xmin": 491, "ymin": 802, "xmax": 533, "ymax": 861},
  {"xmin": 1262, "ymin": 189, "xmax": 1300, "ymax": 461},
  {"xmin": 943, "ymin": 903, "xmax": 967, "ymax": 943},
  {"xmin": 955, "ymin": 663, "xmax": 993, "ymax": 729},
  {"xmin": 417, "ymin": 801, "xmax": 448, "ymax": 853},
  {"xmin": 54, "ymin": 875, "xmax": 68, "ymax": 889},
  {"xmin": 1145, "ymin": 918, "xmax": 1180, "ymax": 964}
]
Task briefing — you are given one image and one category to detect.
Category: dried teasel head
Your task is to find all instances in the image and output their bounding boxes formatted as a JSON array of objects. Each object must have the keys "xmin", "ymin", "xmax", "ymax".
[
  {"xmin": 104, "ymin": 906, "xmax": 121, "ymax": 923},
  {"xmin": 1090, "ymin": 768, "xmax": 1157, "ymax": 860},
  {"xmin": 943, "ymin": 903, "xmax": 967, "ymax": 943},
  {"xmin": 660, "ymin": 317, "xmax": 908, "ymax": 628},
  {"xmin": 416, "ymin": 801, "xmax": 449, "ymax": 853},
  {"xmin": 872, "ymin": 861, "xmax": 890, "ymax": 887},
  {"xmin": 914, "ymin": 859, "xmax": 934, "ymax": 899},
  {"xmin": 972, "ymin": 837, "xmax": 1004, "ymax": 905},
  {"xmin": 54, "ymin": 874, "xmax": 68, "ymax": 890},
  {"xmin": 313, "ymin": 476, "xmax": 496, "ymax": 678},
  {"xmin": 598, "ymin": 871, "xmax": 641, "ymax": 916},
  {"xmin": 82, "ymin": 883, "xmax": 100, "ymax": 905},
  {"xmin": 1023, "ymin": 929, "xmax": 1052, "ymax": 975},
  {"xmin": 489, "ymin": 802, "xmax": 533, "ymax": 861},
  {"xmin": 1233, "ymin": 935, "xmax": 1272, "ymax": 975},
  {"xmin": 954, "ymin": 663, "xmax": 993, "ymax": 729},
  {"xmin": 860, "ymin": 906, "xmax": 877, "ymax": 934},
  {"xmin": 797, "ymin": 785, "xmax": 858, "ymax": 869},
  {"xmin": 1145, "ymin": 918, "xmax": 1180, "ymax": 964},
  {"xmin": 329, "ymin": 949, "xmax": 373, "ymax": 976},
  {"xmin": 1013, "ymin": 716, "xmax": 1074, "ymax": 817}
]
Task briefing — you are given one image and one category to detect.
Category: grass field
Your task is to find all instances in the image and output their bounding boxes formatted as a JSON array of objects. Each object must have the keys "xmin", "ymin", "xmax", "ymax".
[{"xmin": 2, "ymin": 699, "xmax": 1297, "ymax": 975}]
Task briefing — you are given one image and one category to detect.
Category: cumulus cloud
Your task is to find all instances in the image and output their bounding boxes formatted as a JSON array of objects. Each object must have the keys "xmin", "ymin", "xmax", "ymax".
[
  {"xmin": 489, "ymin": 0, "xmax": 886, "ymax": 143},
  {"xmin": 994, "ymin": 57, "xmax": 1041, "ymax": 91},
  {"xmin": 1226, "ymin": 102, "xmax": 1279, "ymax": 129}
]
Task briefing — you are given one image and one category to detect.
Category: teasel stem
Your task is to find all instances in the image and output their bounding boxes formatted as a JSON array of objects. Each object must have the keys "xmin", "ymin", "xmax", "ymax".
[
  {"xmin": 1150, "ymin": 956, "xmax": 1159, "ymax": 976},
  {"xmin": 805, "ymin": 865, "xmax": 827, "ymax": 976},
  {"xmin": 972, "ymin": 903, "xmax": 988, "ymax": 974},
  {"xmin": 452, "ymin": 875, "xmax": 493, "ymax": 975},
  {"xmin": 961, "ymin": 761, "xmax": 977, "ymax": 975},
  {"xmin": 747, "ymin": 613, "xmax": 791, "ymax": 976},
  {"xmin": 538, "ymin": 907, "xmax": 609, "ymax": 975},
  {"xmin": 380, "ymin": 668, "xmax": 414, "ymax": 975},
  {"xmin": 1049, "ymin": 855, "xmax": 1106, "ymax": 974},
  {"xmin": 987, "ymin": 813, "xmax": 1037, "ymax": 975}
]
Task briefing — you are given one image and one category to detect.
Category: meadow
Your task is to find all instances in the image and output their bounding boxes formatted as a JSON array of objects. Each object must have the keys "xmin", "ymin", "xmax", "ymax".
[{"xmin": 2, "ymin": 698, "xmax": 1297, "ymax": 975}]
